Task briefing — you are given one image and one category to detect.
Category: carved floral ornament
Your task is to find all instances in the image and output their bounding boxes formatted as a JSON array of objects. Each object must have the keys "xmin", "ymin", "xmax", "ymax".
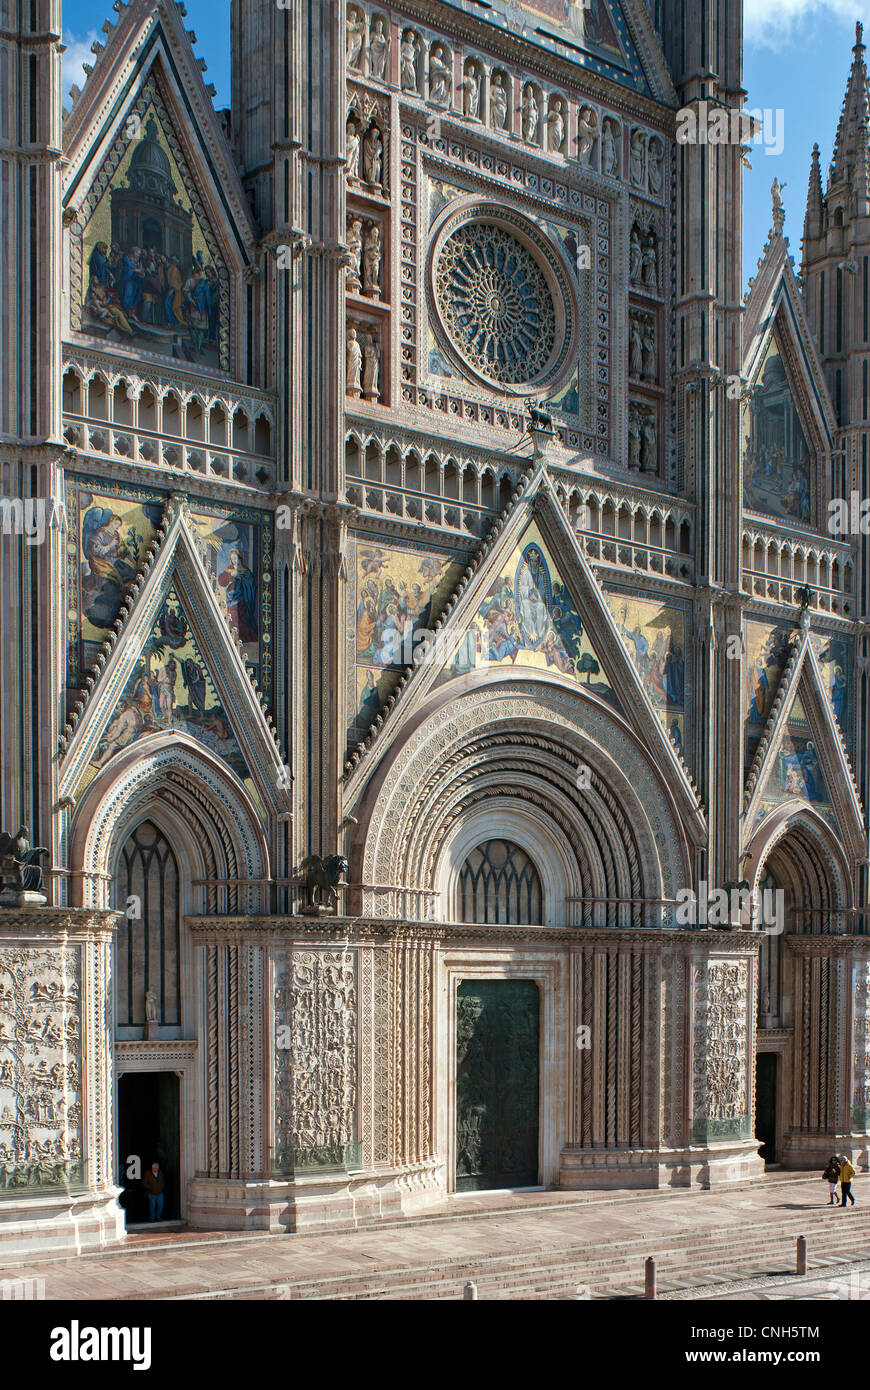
[{"xmin": 429, "ymin": 206, "xmax": 576, "ymax": 396}]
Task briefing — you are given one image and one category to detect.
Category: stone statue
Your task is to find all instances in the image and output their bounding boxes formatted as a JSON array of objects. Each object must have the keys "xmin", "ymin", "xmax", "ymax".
[
  {"xmin": 546, "ymin": 99, "xmax": 565, "ymax": 152},
  {"xmin": 362, "ymin": 124, "xmax": 383, "ymax": 187},
  {"xmin": 346, "ymin": 216, "xmax": 363, "ymax": 292},
  {"xmin": 346, "ymin": 327, "xmax": 362, "ymax": 396},
  {"xmin": 771, "ymin": 177, "xmax": 787, "ymax": 235},
  {"xmin": 521, "ymin": 86, "xmax": 539, "ymax": 142},
  {"xmin": 462, "ymin": 64, "xmax": 481, "ymax": 119},
  {"xmin": 601, "ymin": 118, "xmax": 618, "ymax": 176},
  {"xmin": 490, "ymin": 72, "xmax": 508, "ymax": 129},
  {"xmin": 630, "ymin": 318, "xmax": 643, "ymax": 377},
  {"xmin": 368, "ymin": 17, "xmax": 388, "ymax": 80},
  {"xmin": 642, "ymin": 322, "xmax": 656, "ymax": 380},
  {"xmin": 346, "ymin": 6, "xmax": 365, "ymax": 70},
  {"xmin": 628, "ymin": 411, "xmax": 641, "ymax": 469},
  {"xmin": 648, "ymin": 136, "xmax": 663, "ymax": 195},
  {"xmin": 429, "ymin": 44, "xmax": 451, "ymax": 105},
  {"xmin": 630, "ymin": 226, "xmax": 642, "ymax": 281},
  {"xmin": 630, "ymin": 129, "xmax": 646, "ymax": 188},
  {"xmin": 145, "ymin": 990, "xmax": 158, "ymax": 1023},
  {"xmin": 642, "ymin": 230, "xmax": 658, "ymax": 289},
  {"xmin": 400, "ymin": 30, "xmax": 418, "ymax": 91},
  {"xmin": 362, "ymin": 224, "xmax": 382, "ymax": 294},
  {"xmin": 345, "ymin": 117, "xmax": 361, "ymax": 177},
  {"xmin": 295, "ymin": 854, "xmax": 348, "ymax": 913},
  {"xmin": 641, "ymin": 415, "xmax": 657, "ymax": 472},
  {"xmin": 0, "ymin": 826, "xmax": 49, "ymax": 897},
  {"xmin": 576, "ymin": 106, "xmax": 598, "ymax": 164},
  {"xmin": 362, "ymin": 336, "xmax": 380, "ymax": 399}
]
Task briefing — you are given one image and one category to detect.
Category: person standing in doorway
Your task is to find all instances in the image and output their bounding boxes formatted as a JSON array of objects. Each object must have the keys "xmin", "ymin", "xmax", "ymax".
[
  {"xmin": 822, "ymin": 1155, "xmax": 840, "ymax": 1204},
  {"xmin": 143, "ymin": 1161, "xmax": 165, "ymax": 1221},
  {"xmin": 839, "ymin": 1154, "xmax": 856, "ymax": 1207}
]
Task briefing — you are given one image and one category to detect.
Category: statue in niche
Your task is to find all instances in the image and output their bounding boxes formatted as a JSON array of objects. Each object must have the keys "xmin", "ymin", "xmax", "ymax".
[
  {"xmin": 601, "ymin": 118, "xmax": 619, "ymax": 176},
  {"xmin": 642, "ymin": 230, "xmax": 659, "ymax": 289},
  {"xmin": 641, "ymin": 415, "xmax": 657, "ymax": 471},
  {"xmin": 346, "ymin": 327, "xmax": 362, "ymax": 396},
  {"xmin": 630, "ymin": 225, "xmax": 643, "ymax": 281},
  {"xmin": 368, "ymin": 17, "xmax": 388, "ymax": 80},
  {"xmin": 642, "ymin": 321, "xmax": 656, "ymax": 380},
  {"xmin": 521, "ymin": 86, "xmax": 539, "ymax": 142},
  {"xmin": 400, "ymin": 30, "xmax": 418, "ymax": 91},
  {"xmin": 630, "ymin": 129, "xmax": 646, "ymax": 188},
  {"xmin": 346, "ymin": 216, "xmax": 363, "ymax": 292},
  {"xmin": 629, "ymin": 317, "xmax": 643, "ymax": 377},
  {"xmin": 429, "ymin": 44, "xmax": 451, "ymax": 105},
  {"xmin": 628, "ymin": 411, "xmax": 641, "ymax": 469},
  {"xmin": 362, "ymin": 335, "xmax": 381, "ymax": 399},
  {"xmin": 346, "ymin": 7, "xmax": 365, "ymax": 70},
  {"xmin": 145, "ymin": 990, "xmax": 159, "ymax": 1023},
  {"xmin": 648, "ymin": 136, "xmax": 664, "ymax": 195},
  {"xmin": 363, "ymin": 125, "xmax": 383, "ymax": 187},
  {"xmin": 577, "ymin": 106, "xmax": 598, "ymax": 164},
  {"xmin": 362, "ymin": 224, "xmax": 382, "ymax": 294},
  {"xmin": 546, "ymin": 98, "xmax": 565, "ymax": 152},
  {"xmin": 490, "ymin": 72, "xmax": 508, "ymax": 129},
  {"xmin": 462, "ymin": 64, "xmax": 481, "ymax": 119},
  {"xmin": 345, "ymin": 117, "xmax": 361, "ymax": 177}
]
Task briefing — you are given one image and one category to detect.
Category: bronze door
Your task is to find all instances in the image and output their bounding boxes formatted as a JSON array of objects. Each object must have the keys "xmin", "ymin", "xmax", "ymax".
[{"xmin": 456, "ymin": 979, "xmax": 540, "ymax": 1191}]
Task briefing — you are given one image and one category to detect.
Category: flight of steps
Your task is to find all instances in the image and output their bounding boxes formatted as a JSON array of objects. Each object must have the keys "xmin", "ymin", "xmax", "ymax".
[{"xmin": 192, "ymin": 1203, "xmax": 870, "ymax": 1301}]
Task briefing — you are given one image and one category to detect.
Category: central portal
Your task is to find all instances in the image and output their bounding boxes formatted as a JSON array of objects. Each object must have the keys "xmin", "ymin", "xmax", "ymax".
[{"xmin": 455, "ymin": 979, "xmax": 540, "ymax": 1191}]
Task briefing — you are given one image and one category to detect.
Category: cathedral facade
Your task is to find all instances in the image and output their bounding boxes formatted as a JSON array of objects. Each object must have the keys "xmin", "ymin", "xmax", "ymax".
[{"xmin": 2, "ymin": 0, "xmax": 870, "ymax": 1255}]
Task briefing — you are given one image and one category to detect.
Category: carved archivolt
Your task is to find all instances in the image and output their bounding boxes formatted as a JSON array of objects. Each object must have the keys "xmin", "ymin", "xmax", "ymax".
[{"xmin": 355, "ymin": 681, "xmax": 690, "ymax": 921}]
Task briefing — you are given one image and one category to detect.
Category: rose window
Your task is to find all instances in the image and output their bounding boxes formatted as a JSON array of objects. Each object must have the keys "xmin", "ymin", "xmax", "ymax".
[{"xmin": 434, "ymin": 222, "xmax": 559, "ymax": 388}]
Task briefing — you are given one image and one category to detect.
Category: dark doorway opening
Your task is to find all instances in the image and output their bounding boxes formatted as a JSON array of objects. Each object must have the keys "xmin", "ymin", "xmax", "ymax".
[
  {"xmin": 456, "ymin": 979, "xmax": 540, "ymax": 1191},
  {"xmin": 117, "ymin": 1072, "xmax": 180, "ymax": 1224},
  {"xmin": 755, "ymin": 1052, "xmax": 778, "ymax": 1163}
]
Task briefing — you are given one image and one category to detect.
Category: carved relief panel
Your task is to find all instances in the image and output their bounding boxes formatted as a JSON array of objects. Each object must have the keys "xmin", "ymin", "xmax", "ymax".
[{"xmin": 691, "ymin": 958, "xmax": 753, "ymax": 1144}]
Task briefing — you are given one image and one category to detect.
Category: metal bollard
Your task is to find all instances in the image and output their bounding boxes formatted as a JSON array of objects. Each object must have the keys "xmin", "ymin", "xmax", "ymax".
[
  {"xmin": 796, "ymin": 1235, "xmax": 807, "ymax": 1275},
  {"xmin": 644, "ymin": 1255, "xmax": 656, "ymax": 1300},
  {"xmin": 463, "ymin": 1280, "xmax": 478, "ymax": 1300}
]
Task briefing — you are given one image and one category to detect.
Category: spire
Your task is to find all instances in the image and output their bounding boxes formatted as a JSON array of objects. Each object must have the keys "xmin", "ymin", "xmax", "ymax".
[
  {"xmin": 829, "ymin": 20, "xmax": 869, "ymax": 192},
  {"xmin": 803, "ymin": 142, "xmax": 824, "ymax": 242}
]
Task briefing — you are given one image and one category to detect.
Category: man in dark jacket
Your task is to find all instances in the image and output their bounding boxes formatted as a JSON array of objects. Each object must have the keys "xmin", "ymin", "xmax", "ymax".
[
  {"xmin": 823, "ymin": 1156, "xmax": 840, "ymax": 1204},
  {"xmin": 143, "ymin": 1162, "xmax": 165, "ymax": 1221}
]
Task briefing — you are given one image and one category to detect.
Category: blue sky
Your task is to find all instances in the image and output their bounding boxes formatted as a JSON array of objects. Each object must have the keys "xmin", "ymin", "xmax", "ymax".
[{"xmin": 60, "ymin": 0, "xmax": 865, "ymax": 283}]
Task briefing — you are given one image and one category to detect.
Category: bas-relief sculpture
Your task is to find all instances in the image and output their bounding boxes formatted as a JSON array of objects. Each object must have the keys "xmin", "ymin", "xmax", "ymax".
[
  {"xmin": 0, "ymin": 947, "xmax": 83, "ymax": 1189},
  {"xmin": 692, "ymin": 961, "xmax": 750, "ymax": 1140}
]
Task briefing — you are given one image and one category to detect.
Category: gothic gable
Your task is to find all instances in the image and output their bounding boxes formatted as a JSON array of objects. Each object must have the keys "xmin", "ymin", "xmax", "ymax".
[
  {"xmin": 343, "ymin": 461, "xmax": 706, "ymax": 845},
  {"xmin": 62, "ymin": 0, "xmax": 258, "ymax": 377},
  {"xmin": 58, "ymin": 505, "xmax": 286, "ymax": 820},
  {"xmin": 743, "ymin": 626, "xmax": 864, "ymax": 862}
]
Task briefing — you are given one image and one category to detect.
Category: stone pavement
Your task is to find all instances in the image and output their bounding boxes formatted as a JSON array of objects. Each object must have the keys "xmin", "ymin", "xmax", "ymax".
[{"xmin": 2, "ymin": 1174, "xmax": 868, "ymax": 1300}]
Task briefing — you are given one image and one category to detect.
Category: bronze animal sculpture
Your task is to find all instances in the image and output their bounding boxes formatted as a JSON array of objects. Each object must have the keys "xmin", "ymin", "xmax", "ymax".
[
  {"xmin": 296, "ymin": 853, "xmax": 348, "ymax": 911},
  {"xmin": 0, "ymin": 826, "xmax": 49, "ymax": 894}
]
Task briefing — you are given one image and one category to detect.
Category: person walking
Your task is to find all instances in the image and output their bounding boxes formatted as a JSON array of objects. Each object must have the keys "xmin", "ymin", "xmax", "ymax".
[
  {"xmin": 839, "ymin": 1154, "xmax": 856, "ymax": 1207},
  {"xmin": 143, "ymin": 1161, "xmax": 165, "ymax": 1222},
  {"xmin": 822, "ymin": 1155, "xmax": 840, "ymax": 1204}
]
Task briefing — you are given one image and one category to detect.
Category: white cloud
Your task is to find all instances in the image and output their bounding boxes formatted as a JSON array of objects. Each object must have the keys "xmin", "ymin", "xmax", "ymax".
[
  {"xmin": 62, "ymin": 29, "xmax": 98, "ymax": 103},
  {"xmin": 744, "ymin": 0, "xmax": 860, "ymax": 48}
]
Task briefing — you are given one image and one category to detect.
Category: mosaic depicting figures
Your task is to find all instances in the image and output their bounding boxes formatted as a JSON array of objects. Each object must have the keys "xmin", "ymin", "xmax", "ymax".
[
  {"xmin": 495, "ymin": 0, "xmax": 624, "ymax": 60},
  {"xmin": 84, "ymin": 587, "xmax": 252, "ymax": 792},
  {"xmin": 65, "ymin": 481, "xmax": 273, "ymax": 699},
  {"xmin": 349, "ymin": 542, "xmax": 464, "ymax": 741},
  {"xmin": 811, "ymin": 632, "xmax": 851, "ymax": 736},
  {"xmin": 744, "ymin": 621, "xmax": 793, "ymax": 763},
  {"xmin": 0, "ymin": 947, "xmax": 83, "ymax": 1191},
  {"xmin": 605, "ymin": 592, "xmax": 687, "ymax": 752},
  {"xmin": 743, "ymin": 338, "xmax": 814, "ymax": 523},
  {"xmin": 80, "ymin": 93, "xmax": 226, "ymax": 369},
  {"xmin": 434, "ymin": 526, "xmax": 617, "ymax": 706},
  {"xmin": 757, "ymin": 695, "xmax": 834, "ymax": 826}
]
